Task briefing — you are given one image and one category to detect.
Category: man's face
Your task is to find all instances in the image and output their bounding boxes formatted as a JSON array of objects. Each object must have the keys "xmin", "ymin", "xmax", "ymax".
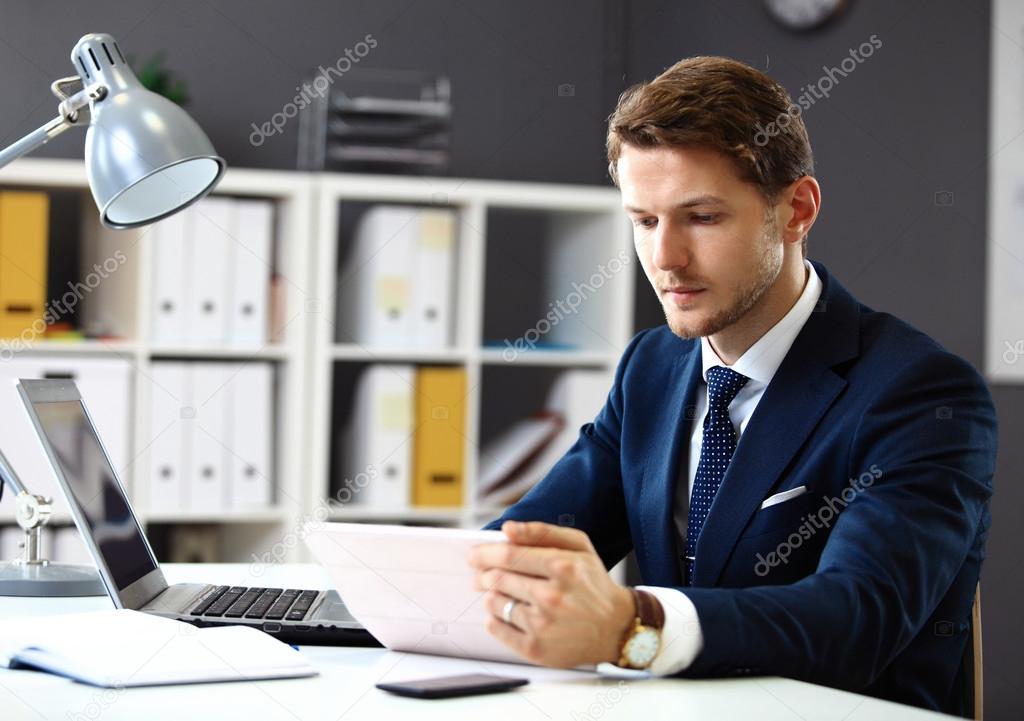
[{"xmin": 618, "ymin": 143, "xmax": 785, "ymax": 340}]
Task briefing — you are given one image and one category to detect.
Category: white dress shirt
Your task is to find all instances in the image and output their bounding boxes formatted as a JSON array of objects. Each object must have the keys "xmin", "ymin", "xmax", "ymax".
[{"xmin": 636, "ymin": 259, "xmax": 822, "ymax": 676}]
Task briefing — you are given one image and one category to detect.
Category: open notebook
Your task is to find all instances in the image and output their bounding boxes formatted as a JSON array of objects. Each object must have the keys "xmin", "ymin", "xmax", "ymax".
[{"xmin": 0, "ymin": 609, "xmax": 317, "ymax": 687}]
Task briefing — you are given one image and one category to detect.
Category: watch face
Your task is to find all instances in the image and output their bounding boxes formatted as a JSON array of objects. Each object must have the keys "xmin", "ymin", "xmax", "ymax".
[{"xmin": 625, "ymin": 627, "xmax": 660, "ymax": 667}]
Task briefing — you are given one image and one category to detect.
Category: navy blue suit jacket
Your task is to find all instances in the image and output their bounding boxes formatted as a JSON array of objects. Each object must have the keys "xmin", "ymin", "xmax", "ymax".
[{"xmin": 484, "ymin": 261, "xmax": 996, "ymax": 716}]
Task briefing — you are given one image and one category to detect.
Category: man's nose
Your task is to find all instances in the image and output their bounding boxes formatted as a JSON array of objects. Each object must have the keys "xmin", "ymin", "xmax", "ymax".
[{"xmin": 651, "ymin": 223, "xmax": 689, "ymax": 271}]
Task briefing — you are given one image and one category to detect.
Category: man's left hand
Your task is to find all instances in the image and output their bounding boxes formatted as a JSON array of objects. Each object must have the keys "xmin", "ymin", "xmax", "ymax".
[{"xmin": 468, "ymin": 520, "xmax": 635, "ymax": 668}]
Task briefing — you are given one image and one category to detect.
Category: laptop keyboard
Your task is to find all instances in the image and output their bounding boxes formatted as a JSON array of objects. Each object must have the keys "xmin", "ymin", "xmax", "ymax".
[{"xmin": 189, "ymin": 586, "xmax": 320, "ymax": 622}]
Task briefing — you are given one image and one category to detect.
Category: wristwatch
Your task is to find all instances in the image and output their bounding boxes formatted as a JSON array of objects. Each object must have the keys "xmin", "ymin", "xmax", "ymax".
[{"xmin": 617, "ymin": 588, "xmax": 665, "ymax": 670}]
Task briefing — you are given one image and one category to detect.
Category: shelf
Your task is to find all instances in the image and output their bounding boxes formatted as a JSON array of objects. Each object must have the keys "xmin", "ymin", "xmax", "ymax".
[
  {"xmin": 147, "ymin": 345, "xmax": 293, "ymax": 360},
  {"xmin": 144, "ymin": 509, "xmax": 289, "ymax": 524},
  {"xmin": 4, "ymin": 339, "xmax": 138, "ymax": 356},
  {"xmin": 327, "ymin": 506, "xmax": 467, "ymax": 523},
  {"xmin": 330, "ymin": 346, "xmax": 616, "ymax": 366},
  {"xmin": 478, "ymin": 348, "xmax": 616, "ymax": 367},
  {"xmin": 0, "ymin": 514, "xmax": 77, "ymax": 527},
  {"xmin": 472, "ymin": 505, "xmax": 511, "ymax": 519},
  {"xmin": 317, "ymin": 171, "xmax": 623, "ymax": 211},
  {"xmin": 0, "ymin": 158, "xmax": 89, "ymax": 188},
  {"xmin": 330, "ymin": 344, "xmax": 468, "ymax": 363}
]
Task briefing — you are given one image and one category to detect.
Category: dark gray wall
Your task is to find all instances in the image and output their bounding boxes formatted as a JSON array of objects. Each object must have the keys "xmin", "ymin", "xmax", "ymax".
[
  {"xmin": 0, "ymin": 1, "xmax": 1018, "ymax": 717},
  {"xmin": 0, "ymin": 0, "xmax": 622, "ymax": 183}
]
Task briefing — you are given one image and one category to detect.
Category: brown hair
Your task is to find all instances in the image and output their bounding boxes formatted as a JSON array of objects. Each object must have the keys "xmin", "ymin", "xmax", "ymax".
[{"xmin": 607, "ymin": 56, "xmax": 815, "ymax": 246}]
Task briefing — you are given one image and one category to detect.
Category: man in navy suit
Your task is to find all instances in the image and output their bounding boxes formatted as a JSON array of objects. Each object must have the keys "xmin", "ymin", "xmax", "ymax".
[{"xmin": 469, "ymin": 56, "xmax": 997, "ymax": 717}]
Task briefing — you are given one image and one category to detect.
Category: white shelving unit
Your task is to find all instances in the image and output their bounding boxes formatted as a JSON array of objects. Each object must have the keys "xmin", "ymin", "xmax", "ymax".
[
  {"xmin": 307, "ymin": 173, "xmax": 635, "ymax": 538},
  {"xmin": 0, "ymin": 158, "xmax": 636, "ymax": 565},
  {"xmin": 0, "ymin": 158, "xmax": 313, "ymax": 563}
]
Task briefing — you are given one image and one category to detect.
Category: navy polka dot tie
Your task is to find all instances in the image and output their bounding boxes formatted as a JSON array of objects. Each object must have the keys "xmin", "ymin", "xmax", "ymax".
[{"xmin": 684, "ymin": 366, "xmax": 749, "ymax": 584}]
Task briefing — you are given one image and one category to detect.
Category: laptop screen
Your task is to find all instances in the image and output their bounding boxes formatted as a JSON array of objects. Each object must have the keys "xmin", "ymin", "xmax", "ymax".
[{"xmin": 28, "ymin": 399, "xmax": 158, "ymax": 591}]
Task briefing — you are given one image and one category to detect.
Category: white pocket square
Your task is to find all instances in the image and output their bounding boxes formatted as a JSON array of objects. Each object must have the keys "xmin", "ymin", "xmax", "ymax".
[{"xmin": 760, "ymin": 485, "xmax": 808, "ymax": 509}]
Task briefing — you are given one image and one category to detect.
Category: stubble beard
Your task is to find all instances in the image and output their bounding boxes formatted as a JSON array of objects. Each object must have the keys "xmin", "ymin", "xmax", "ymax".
[{"xmin": 664, "ymin": 216, "xmax": 784, "ymax": 340}]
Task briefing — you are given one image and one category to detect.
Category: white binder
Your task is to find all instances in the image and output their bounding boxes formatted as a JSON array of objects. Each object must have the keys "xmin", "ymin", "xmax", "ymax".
[
  {"xmin": 227, "ymin": 362, "xmax": 273, "ymax": 509},
  {"xmin": 149, "ymin": 209, "xmax": 189, "ymax": 345},
  {"xmin": 336, "ymin": 206, "xmax": 417, "ymax": 347},
  {"xmin": 229, "ymin": 200, "xmax": 273, "ymax": 347},
  {"xmin": 147, "ymin": 362, "xmax": 189, "ymax": 513},
  {"xmin": 0, "ymin": 358, "xmax": 131, "ymax": 520},
  {"xmin": 412, "ymin": 209, "xmax": 456, "ymax": 349},
  {"xmin": 340, "ymin": 365, "xmax": 414, "ymax": 509},
  {"xmin": 189, "ymin": 363, "xmax": 230, "ymax": 512},
  {"xmin": 187, "ymin": 198, "xmax": 233, "ymax": 345}
]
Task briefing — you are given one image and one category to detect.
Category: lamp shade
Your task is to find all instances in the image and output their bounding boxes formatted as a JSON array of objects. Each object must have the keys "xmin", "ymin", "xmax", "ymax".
[{"xmin": 72, "ymin": 33, "xmax": 225, "ymax": 229}]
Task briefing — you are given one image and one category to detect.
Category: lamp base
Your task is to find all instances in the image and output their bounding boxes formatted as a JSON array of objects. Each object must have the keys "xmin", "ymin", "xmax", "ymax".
[{"xmin": 0, "ymin": 561, "xmax": 106, "ymax": 596}]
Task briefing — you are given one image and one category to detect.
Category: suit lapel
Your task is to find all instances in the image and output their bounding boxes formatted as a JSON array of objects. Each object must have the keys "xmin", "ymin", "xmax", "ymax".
[
  {"xmin": 692, "ymin": 358, "xmax": 846, "ymax": 586},
  {"xmin": 639, "ymin": 346, "xmax": 701, "ymax": 587},
  {"xmin": 692, "ymin": 262, "xmax": 860, "ymax": 587}
]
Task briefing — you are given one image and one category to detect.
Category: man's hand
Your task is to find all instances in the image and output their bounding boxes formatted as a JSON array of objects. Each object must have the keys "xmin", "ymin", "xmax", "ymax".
[{"xmin": 468, "ymin": 520, "xmax": 635, "ymax": 668}]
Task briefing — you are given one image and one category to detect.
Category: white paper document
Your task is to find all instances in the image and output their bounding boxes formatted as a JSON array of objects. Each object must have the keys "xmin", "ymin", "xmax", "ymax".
[
  {"xmin": 0, "ymin": 609, "xmax": 317, "ymax": 687},
  {"xmin": 303, "ymin": 522, "xmax": 534, "ymax": 664}
]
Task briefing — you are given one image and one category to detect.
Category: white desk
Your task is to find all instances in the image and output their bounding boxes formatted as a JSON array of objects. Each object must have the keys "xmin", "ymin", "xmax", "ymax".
[{"xmin": 0, "ymin": 563, "xmax": 950, "ymax": 721}]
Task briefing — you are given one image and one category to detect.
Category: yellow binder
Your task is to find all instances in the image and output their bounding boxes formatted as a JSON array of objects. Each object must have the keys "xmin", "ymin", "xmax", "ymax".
[
  {"xmin": 0, "ymin": 192, "xmax": 49, "ymax": 339},
  {"xmin": 412, "ymin": 367, "xmax": 466, "ymax": 507}
]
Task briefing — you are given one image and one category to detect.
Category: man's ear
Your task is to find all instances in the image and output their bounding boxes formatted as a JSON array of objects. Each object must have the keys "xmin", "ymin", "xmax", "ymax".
[{"xmin": 781, "ymin": 176, "xmax": 821, "ymax": 244}]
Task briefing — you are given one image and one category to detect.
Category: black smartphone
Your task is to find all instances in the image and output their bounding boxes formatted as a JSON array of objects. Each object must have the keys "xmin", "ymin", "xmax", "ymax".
[{"xmin": 376, "ymin": 673, "xmax": 530, "ymax": 699}]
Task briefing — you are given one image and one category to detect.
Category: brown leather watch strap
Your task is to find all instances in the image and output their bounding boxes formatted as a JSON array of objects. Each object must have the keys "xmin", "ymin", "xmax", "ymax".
[{"xmin": 631, "ymin": 588, "xmax": 665, "ymax": 630}]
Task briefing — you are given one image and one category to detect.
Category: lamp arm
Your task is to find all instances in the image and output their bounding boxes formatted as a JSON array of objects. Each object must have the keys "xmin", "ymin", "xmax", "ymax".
[
  {"xmin": 0, "ymin": 115, "xmax": 74, "ymax": 170},
  {"xmin": 0, "ymin": 81, "xmax": 108, "ymax": 170},
  {"xmin": 0, "ymin": 446, "xmax": 27, "ymax": 496}
]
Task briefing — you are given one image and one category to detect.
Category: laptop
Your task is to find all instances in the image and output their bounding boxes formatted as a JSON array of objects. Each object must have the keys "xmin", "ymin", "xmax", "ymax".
[{"xmin": 16, "ymin": 377, "xmax": 378, "ymax": 647}]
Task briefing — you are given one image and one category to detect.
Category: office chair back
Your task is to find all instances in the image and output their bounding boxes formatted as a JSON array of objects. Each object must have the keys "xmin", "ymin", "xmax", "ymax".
[{"xmin": 962, "ymin": 583, "xmax": 983, "ymax": 719}]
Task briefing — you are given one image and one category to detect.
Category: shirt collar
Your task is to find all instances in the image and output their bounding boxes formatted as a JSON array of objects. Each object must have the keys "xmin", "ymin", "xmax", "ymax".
[{"xmin": 700, "ymin": 259, "xmax": 822, "ymax": 386}]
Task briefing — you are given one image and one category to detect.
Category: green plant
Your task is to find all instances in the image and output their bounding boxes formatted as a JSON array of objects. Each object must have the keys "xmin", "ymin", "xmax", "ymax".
[{"xmin": 130, "ymin": 52, "xmax": 189, "ymax": 106}]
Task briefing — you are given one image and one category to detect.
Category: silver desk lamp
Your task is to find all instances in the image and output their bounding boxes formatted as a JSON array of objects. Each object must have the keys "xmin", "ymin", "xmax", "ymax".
[
  {"xmin": 0, "ymin": 32, "xmax": 226, "ymax": 594},
  {"xmin": 0, "ymin": 32, "xmax": 225, "ymax": 225},
  {"xmin": 0, "ymin": 448, "xmax": 105, "ymax": 596}
]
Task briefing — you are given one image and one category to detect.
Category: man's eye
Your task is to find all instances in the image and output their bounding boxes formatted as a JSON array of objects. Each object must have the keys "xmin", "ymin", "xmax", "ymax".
[
  {"xmin": 633, "ymin": 217, "xmax": 657, "ymax": 229},
  {"xmin": 692, "ymin": 214, "xmax": 717, "ymax": 224}
]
